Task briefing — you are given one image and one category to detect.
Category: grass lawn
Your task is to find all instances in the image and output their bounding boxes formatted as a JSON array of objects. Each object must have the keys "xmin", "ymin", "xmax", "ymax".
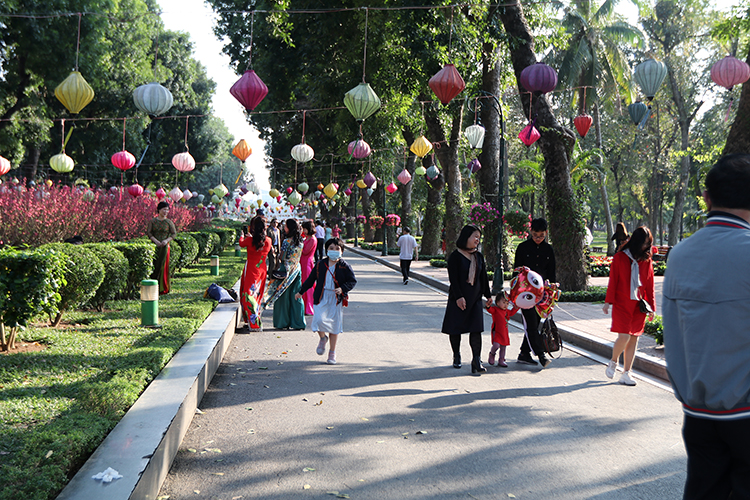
[{"xmin": 0, "ymin": 249, "xmax": 244, "ymax": 500}]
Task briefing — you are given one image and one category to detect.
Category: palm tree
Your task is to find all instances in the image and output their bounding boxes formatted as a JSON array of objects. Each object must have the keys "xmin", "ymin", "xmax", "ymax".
[{"xmin": 556, "ymin": 0, "xmax": 644, "ymax": 254}]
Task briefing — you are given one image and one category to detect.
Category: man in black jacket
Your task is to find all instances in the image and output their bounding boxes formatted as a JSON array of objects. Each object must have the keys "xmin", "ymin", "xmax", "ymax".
[{"xmin": 513, "ymin": 218, "xmax": 556, "ymax": 367}]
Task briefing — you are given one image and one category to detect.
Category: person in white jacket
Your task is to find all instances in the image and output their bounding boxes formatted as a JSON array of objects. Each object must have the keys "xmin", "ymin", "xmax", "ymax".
[{"xmin": 396, "ymin": 227, "xmax": 418, "ymax": 284}]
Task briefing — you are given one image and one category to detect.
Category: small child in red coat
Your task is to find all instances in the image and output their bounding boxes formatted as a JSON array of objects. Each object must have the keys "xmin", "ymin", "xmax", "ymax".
[{"xmin": 487, "ymin": 291, "xmax": 519, "ymax": 367}]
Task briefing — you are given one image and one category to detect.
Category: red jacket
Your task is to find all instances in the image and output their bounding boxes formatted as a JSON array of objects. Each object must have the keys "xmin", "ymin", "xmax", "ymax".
[{"xmin": 604, "ymin": 250, "xmax": 656, "ymax": 311}]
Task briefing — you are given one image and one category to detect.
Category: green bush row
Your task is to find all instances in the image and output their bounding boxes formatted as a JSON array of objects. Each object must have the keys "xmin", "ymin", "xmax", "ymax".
[{"xmin": 590, "ymin": 260, "xmax": 667, "ymax": 278}]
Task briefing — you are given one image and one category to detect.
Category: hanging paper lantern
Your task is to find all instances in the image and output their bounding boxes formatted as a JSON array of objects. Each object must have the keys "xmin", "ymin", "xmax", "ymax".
[
  {"xmin": 269, "ymin": 188, "xmax": 280, "ymax": 198},
  {"xmin": 344, "ymin": 82, "xmax": 381, "ymax": 122},
  {"xmin": 230, "ymin": 70, "xmax": 269, "ymax": 111},
  {"xmin": 213, "ymin": 183, "xmax": 229, "ymax": 198},
  {"xmin": 55, "ymin": 71, "xmax": 95, "ymax": 114},
  {"xmin": 111, "ymin": 151, "xmax": 136, "ymax": 171},
  {"xmin": 127, "ymin": 184, "xmax": 144, "ymax": 197},
  {"xmin": 212, "ymin": 194, "xmax": 221, "ymax": 204},
  {"xmin": 232, "ymin": 139, "xmax": 252, "ymax": 162},
  {"xmin": 333, "ymin": 182, "xmax": 339, "ymax": 190},
  {"xmin": 634, "ymin": 59, "xmax": 667, "ymax": 101},
  {"xmin": 410, "ymin": 136, "xmax": 432, "ymax": 158},
  {"xmin": 464, "ymin": 124, "xmax": 485, "ymax": 149},
  {"xmin": 519, "ymin": 122, "xmax": 541, "ymax": 146},
  {"xmin": 356, "ymin": 179, "xmax": 367, "ymax": 189},
  {"xmin": 298, "ymin": 182, "xmax": 309, "ymax": 194},
  {"xmin": 324, "ymin": 182, "xmax": 338, "ymax": 198},
  {"xmin": 0, "ymin": 156, "xmax": 10, "ymax": 176},
  {"xmin": 291, "ymin": 143, "xmax": 314, "ymax": 163},
  {"xmin": 168, "ymin": 186, "xmax": 183, "ymax": 203},
  {"xmin": 286, "ymin": 186, "xmax": 293, "ymax": 194},
  {"xmin": 288, "ymin": 190, "xmax": 302, "ymax": 205},
  {"xmin": 573, "ymin": 113, "xmax": 593, "ymax": 138},
  {"xmin": 109, "ymin": 186, "xmax": 118, "ymax": 194},
  {"xmin": 155, "ymin": 187, "xmax": 167, "ymax": 200},
  {"xmin": 397, "ymin": 169, "xmax": 412, "ymax": 185},
  {"xmin": 520, "ymin": 62, "xmax": 558, "ymax": 94},
  {"xmin": 468, "ymin": 158, "xmax": 482, "ymax": 174},
  {"xmin": 197, "ymin": 194, "xmax": 205, "ymax": 203},
  {"xmin": 426, "ymin": 165, "xmax": 440, "ymax": 179},
  {"xmin": 133, "ymin": 82, "xmax": 173, "ymax": 116},
  {"xmin": 428, "ymin": 64, "xmax": 466, "ymax": 105},
  {"xmin": 82, "ymin": 190, "xmax": 95, "ymax": 202},
  {"xmin": 344, "ymin": 187, "xmax": 352, "ymax": 196},
  {"xmin": 385, "ymin": 182, "xmax": 398, "ymax": 194},
  {"xmin": 711, "ymin": 55, "xmax": 750, "ymax": 91},
  {"xmin": 276, "ymin": 195, "xmax": 282, "ymax": 202},
  {"xmin": 348, "ymin": 138, "xmax": 372, "ymax": 159},
  {"xmin": 45, "ymin": 179, "xmax": 53, "ymax": 188},
  {"xmin": 182, "ymin": 189, "xmax": 192, "ymax": 201},
  {"xmin": 50, "ymin": 153, "xmax": 74, "ymax": 173},
  {"xmin": 628, "ymin": 102, "xmax": 649, "ymax": 126},
  {"xmin": 314, "ymin": 190, "xmax": 322, "ymax": 198},
  {"xmin": 172, "ymin": 152, "xmax": 195, "ymax": 172},
  {"xmin": 363, "ymin": 171, "xmax": 377, "ymax": 188},
  {"xmin": 415, "ymin": 166, "xmax": 427, "ymax": 176},
  {"xmin": 366, "ymin": 188, "xmax": 374, "ymax": 196}
]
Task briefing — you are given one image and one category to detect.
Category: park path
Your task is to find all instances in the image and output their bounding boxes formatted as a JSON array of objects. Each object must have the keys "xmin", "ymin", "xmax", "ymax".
[{"xmin": 158, "ymin": 253, "xmax": 685, "ymax": 500}]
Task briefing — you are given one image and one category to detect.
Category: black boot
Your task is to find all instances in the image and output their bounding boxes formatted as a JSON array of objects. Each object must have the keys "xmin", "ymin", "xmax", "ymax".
[
  {"xmin": 471, "ymin": 357, "xmax": 486, "ymax": 374},
  {"xmin": 453, "ymin": 353, "xmax": 462, "ymax": 369}
]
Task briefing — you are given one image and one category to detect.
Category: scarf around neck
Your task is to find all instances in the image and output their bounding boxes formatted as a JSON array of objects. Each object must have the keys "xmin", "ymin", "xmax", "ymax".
[
  {"xmin": 457, "ymin": 248, "xmax": 478, "ymax": 286},
  {"xmin": 623, "ymin": 249, "xmax": 641, "ymax": 301}
]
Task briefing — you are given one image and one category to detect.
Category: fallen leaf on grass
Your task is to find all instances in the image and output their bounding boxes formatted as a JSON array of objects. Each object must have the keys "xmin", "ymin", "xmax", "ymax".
[
  {"xmin": 303, "ymin": 484, "xmax": 311, "ymax": 490},
  {"xmin": 360, "ymin": 417, "xmax": 369, "ymax": 421},
  {"xmin": 303, "ymin": 467, "xmax": 316, "ymax": 472},
  {"xmin": 187, "ymin": 448, "xmax": 197, "ymax": 453},
  {"xmin": 212, "ymin": 472, "xmax": 224, "ymax": 476},
  {"xmin": 314, "ymin": 400, "xmax": 323, "ymax": 406},
  {"xmin": 326, "ymin": 426, "xmax": 334, "ymax": 430},
  {"xmin": 282, "ymin": 351, "xmax": 288, "ymax": 354},
  {"xmin": 204, "ymin": 448, "xmax": 222, "ymax": 453}
]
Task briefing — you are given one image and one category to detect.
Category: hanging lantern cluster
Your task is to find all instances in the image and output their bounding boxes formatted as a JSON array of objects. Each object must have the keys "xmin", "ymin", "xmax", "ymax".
[
  {"xmin": 55, "ymin": 71, "xmax": 95, "ymax": 114},
  {"xmin": 428, "ymin": 64, "xmax": 466, "ymax": 105},
  {"xmin": 133, "ymin": 82, "xmax": 174, "ymax": 116}
]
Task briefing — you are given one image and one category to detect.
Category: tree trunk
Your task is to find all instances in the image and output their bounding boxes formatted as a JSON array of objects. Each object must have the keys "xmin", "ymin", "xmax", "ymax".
[
  {"xmin": 399, "ymin": 128, "xmax": 417, "ymax": 232},
  {"xmin": 424, "ymin": 100, "xmax": 464, "ymax": 257},
  {"xmin": 421, "ymin": 173, "xmax": 445, "ymax": 255},
  {"xmin": 498, "ymin": 2, "xmax": 587, "ymax": 290},
  {"xmin": 724, "ymin": 47, "xmax": 750, "ymax": 155},
  {"xmin": 361, "ymin": 188, "xmax": 375, "ymax": 242},
  {"xmin": 593, "ymin": 103, "xmax": 614, "ymax": 254}
]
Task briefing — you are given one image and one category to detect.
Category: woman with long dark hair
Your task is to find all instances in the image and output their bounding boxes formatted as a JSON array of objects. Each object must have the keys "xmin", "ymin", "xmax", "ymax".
[
  {"xmin": 263, "ymin": 218, "xmax": 306, "ymax": 330},
  {"xmin": 238, "ymin": 216, "xmax": 273, "ymax": 330},
  {"xmin": 441, "ymin": 224, "xmax": 493, "ymax": 374},
  {"xmin": 602, "ymin": 226, "xmax": 656, "ymax": 386},
  {"xmin": 612, "ymin": 222, "xmax": 629, "ymax": 253},
  {"xmin": 300, "ymin": 220, "xmax": 317, "ymax": 315},
  {"xmin": 146, "ymin": 201, "xmax": 177, "ymax": 295}
]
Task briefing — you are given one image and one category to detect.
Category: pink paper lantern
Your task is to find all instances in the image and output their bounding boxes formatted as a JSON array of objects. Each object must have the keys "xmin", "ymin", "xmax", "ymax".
[
  {"xmin": 520, "ymin": 62, "xmax": 558, "ymax": 94},
  {"xmin": 397, "ymin": 169, "xmax": 412, "ymax": 185},
  {"xmin": 519, "ymin": 122, "xmax": 541, "ymax": 146},
  {"xmin": 344, "ymin": 187, "xmax": 352, "ymax": 196},
  {"xmin": 711, "ymin": 55, "xmax": 750, "ymax": 91},
  {"xmin": 0, "ymin": 155, "xmax": 10, "ymax": 176},
  {"xmin": 111, "ymin": 151, "xmax": 136, "ymax": 171},
  {"xmin": 347, "ymin": 138, "xmax": 372, "ymax": 159},
  {"xmin": 230, "ymin": 70, "xmax": 269, "ymax": 111},
  {"xmin": 468, "ymin": 158, "xmax": 482, "ymax": 174},
  {"xmin": 169, "ymin": 186, "xmax": 183, "ymax": 202},
  {"xmin": 155, "ymin": 187, "xmax": 166, "ymax": 200},
  {"xmin": 172, "ymin": 152, "xmax": 195, "ymax": 172},
  {"xmin": 127, "ymin": 184, "xmax": 144, "ymax": 198},
  {"xmin": 286, "ymin": 186, "xmax": 293, "ymax": 194},
  {"xmin": 385, "ymin": 182, "xmax": 398, "ymax": 194},
  {"xmin": 428, "ymin": 64, "xmax": 466, "ymax": 105}
]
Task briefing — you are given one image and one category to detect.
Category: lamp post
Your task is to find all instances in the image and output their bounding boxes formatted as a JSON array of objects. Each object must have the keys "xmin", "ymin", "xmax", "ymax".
[
  {"xmin": 381, "ymin": 178, "xmax": 388, "ymax": 256},
  {"xmin": 140, "ymin": 279, "xmax": 159, "ymax": 327}
]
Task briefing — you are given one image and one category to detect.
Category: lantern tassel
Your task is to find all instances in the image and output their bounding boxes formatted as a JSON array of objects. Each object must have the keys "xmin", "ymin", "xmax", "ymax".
[
  {"xmin": 725, "ymin": 96, "xmax": 734, "ymax": 122},
  {"xmin": 637, "ymin": 106, "xmax": 650, "ymax": 130}
]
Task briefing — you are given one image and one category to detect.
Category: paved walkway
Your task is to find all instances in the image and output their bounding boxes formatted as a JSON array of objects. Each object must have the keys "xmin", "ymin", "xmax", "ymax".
[{"xmin": 158, "ymin": 253, "xmax": 685, "ymax": 500}]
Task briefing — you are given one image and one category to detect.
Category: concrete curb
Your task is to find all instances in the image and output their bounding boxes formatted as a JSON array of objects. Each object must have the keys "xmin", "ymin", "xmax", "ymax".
[
  {"xmin": 56, "ymin": 300, "xmax": 240, "ymax": 500},
  {"xmin": 347, "ymin": 246, "xmax": 668, "ymax": 383}
]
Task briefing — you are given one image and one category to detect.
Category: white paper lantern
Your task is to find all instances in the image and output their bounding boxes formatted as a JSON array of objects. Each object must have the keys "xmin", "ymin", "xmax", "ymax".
[
  {"xmin": 291, "ymin": 143, "xmax": 314, "ymax": 163},
  {"xmin": 133, "ymin": 82, "xmax": 174, "ymax": 116},
  {"xmin": 464, "ymin": 124, "xmax": 486, "ymax": 149}
]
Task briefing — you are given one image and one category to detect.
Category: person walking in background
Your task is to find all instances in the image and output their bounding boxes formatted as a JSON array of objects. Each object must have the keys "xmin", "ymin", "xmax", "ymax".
[
  {"xmin": 300, "ymin": 220, "xmax": 317, "ymax": 316},
  {"xmin": 602, "ymin": 226, "xmax": 656, "ymax": 386},
  {"xmin": 663, "ymin": 154, "xmax": 750, "ymax": 499},
  {"xmin": 263, "ymin": 218, "xmax": 306, "ymax": 330},
  {"xmin": 612, "ymin": 222, "xmax": 629, "ymax": 253},
  {"xmin": 513, "ymin": 218, "xmax": 555, "ymax": 367},
  {"xmin": 314, "ymin": 220, "xmax": 326, "ymax": 262},
  {"xmin": 441, "ymin": 224, "xmax": 493, "ymax": 375},
  {"xmin": 487, "ymin": 291, "xmax": 518, "ymax": 367},
  {"xmin": 296, "ymin": 237, "xmax": 357, "ymax": 365},
  {"xmin": 324, "ymin": 222, "xmax": 333, "ymax": 243},
  {"xmin": 146, "ymin": 201, "xmax": 177, "ymax": 295},
  {"xmin": 331, "ymin": 223, "xmax": 341, "ymax": 238},
  {"xmin": 238, "ymin": 216, "xmax": 273, "ymax": 331},
  {"xmin": 396, "ymin": 227, "xmax": 419, "ymax": 284}
]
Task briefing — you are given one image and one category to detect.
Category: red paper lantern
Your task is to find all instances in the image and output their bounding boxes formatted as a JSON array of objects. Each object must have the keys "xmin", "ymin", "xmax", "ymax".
[
  {"xmin": 428, "ymin": 64, "xmax": 466, "ymax": 105},
  {"xmin": 385, "ymin": 182, "xmax": 398, "ymax": 194},
  {"xmin": 519, "ymin": 122, "xmax": 541, "ymax": 147},
  {"xmin": 520, "ymin": 62, "xmax": 558, "ymax": 94},
  {"xmin": 286, "ymin": 186, "xmax": 293, "ymax": 194},
  {"xmin": 230, "ymin": 70, "xmax": 269, "ymax": 111},
  {"xmin": 111, "ymin": 151, "xmax": 136, "ymax": 171},
  {"xmin": 155, "ymin": 187, "xmax": 166, "ymax": 200},
  {"xmin": 711, "ymin": 55, "xmax": 750, "ymax": 91},
  {"xmin": 127, "ymin": 184, "xmax": 144, "ymax": 198},
  {"xmin": 573, "ymin": 114, "xmax": 593, "ymax": 138}
]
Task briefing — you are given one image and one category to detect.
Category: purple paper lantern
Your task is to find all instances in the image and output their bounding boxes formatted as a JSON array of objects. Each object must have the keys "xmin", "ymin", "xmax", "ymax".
[
  {"xmin": 520, "ymin": 62, "xmax": 558, "ymax": 94},
  {"xmin": 468, "ymin": 158, "xmax": 482, "ymax": 174},
  {"xmin": 230, "ymin": 70, "xmax": 269, "ymax": 111}
]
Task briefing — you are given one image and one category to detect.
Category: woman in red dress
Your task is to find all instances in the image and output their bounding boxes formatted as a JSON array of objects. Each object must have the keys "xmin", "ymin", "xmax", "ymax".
[
  {"xmin": 239, "ymin": 216, "xmax": 273, "ymax": 330},
  {"xmin": 602, "ymin": 226, "xmax": 656, "ymax": 386},
  {"xmin": 300, "ymin": 220, "xmax": 317, "ymax": 316}
]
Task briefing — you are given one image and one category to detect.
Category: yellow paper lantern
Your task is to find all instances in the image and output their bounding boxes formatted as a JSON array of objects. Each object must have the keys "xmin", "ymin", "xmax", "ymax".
[
  {"xmin": 356, "ymin": 179, "xmax": 367, "ymax": 189},
  {"xmin": 269, "ymin": 188, "xmax": 280, "ymax": 198},
  {"xmin": 324, "ymin": 182, "xmax": 338, "ymax": 199},
  {"xmin": 410, "ymin": 136, "xmax": 432, "ymax": 158},
  {"xmin": 55, "ymin": 71, "xmax": 95, "ymax": 114},
  {"xmin": 50, "ymin": 153, "xmax": 74, "ymax": 173}
]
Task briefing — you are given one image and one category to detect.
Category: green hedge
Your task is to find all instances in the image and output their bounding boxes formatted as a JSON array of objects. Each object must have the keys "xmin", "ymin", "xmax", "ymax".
[
  {"xmin": 645, "ymin": 315, "xmax": 664, "ymax": 344},
  {"xmin": 188, "ymin": 231, "xmax": 213, "ymax": 260},
  {"xmin": 111, "ymin": 242, "xmax": 155, "ymax": 299},
  {"xmin": 82, "ymin": 244, "xmax": 129, "ymax": 311},
  {"xmin": 173, "ymin": 234, "xmax": 199, "ymax": 269},
  {"xmin": 208, "ymin": 227, "xmax": 236, "ymax": 252},
  {"xmin": 39, "ymin": 243, "xmax": 105, "ymax": 325},
  {"xmin": 168, "ymin": 239, "xmax": 182, "ymax": 277},
  {"xmin": 559, "ymin": 286, "xmax": 607, "ymax": 302},
  {"xmin": 204, "ymin": 231, "xmax": 221, "ymax": 256}
]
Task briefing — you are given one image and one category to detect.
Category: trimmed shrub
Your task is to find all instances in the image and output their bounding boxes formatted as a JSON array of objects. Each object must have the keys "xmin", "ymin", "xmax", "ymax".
[
  {"xmin": 559, "ymin": 286, "xmax": 607, "ymax": 302},
  {"xmin": 111, "ymin": 242, "xmax": 155, "ymax": 299},
  {"xmin": 203, "ymin": 231, "xmax": 221, "ymax": 256},
  {"xmin": 208, "ymin": 227, "xmax": 236, "ymax": 252},
  {"xmin": 39, "ymin": 243, "xmax": 105, "ymax": 326},
  {"xmin": 430, "ymin": 258, "xmax": 447, "ymax": 268},
  {"xmin": 168, "ymin": 240, "xmax": 182, "ymax": 277},
  {"xmin": 645, "ymin": 315, "xmax": 664, "ymax": 344},
  {"xmin": 188, "ymin": 231, "xmax": 213, "ymax": 260},
  {"xmin": 174, "ymin": 234, "xmax": 199, "ymax": 268},
  {"xmin": 82, "ymin": 244, "xmax": 129, "ymax": 311}
]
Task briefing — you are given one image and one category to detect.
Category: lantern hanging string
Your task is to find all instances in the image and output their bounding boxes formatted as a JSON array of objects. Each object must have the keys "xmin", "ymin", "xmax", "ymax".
[
  {"xmin": 473, "ymin": 96, "xmax": 478, "ymax": 124},
  {"xmin": 75, "ymin": 12, "xmax": 82, "ymax": 71},
  {"xmin": 301, "ymin": 110, "xmax": 306, "ymax": 143},
  {"xmin": 330, "ymin": 154, "xmax": 335, "ymax": 182},
  {"xmin": 184, "ymin": 116, "xmax": 190, "ymax": 151},
  {"xmin": 121, "ymin": 118, "xmax": 127, "ymax": 150},
  {"xmin": 60, "ymin": 119, "xmax": 65, "ymax": 153},
  {"xmin": 361, "ymin": 7, "xmax": 368, "ymax": 83},
  {"xmin": 245, "ymin": 10, "xmax": 255, "ymax": 71},
  {"xmin": 448, "ymin": 6, "xmax": 454, "ymax": 56},
  {"xmin": 152, "ymin": 36, "xmax": 160, "ymax": 77}
]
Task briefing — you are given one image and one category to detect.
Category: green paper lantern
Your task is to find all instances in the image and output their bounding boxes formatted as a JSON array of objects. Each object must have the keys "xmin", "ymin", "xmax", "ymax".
[{"xmin": 344, "ymin": 82, "xmax": 381, "ymax": 122}]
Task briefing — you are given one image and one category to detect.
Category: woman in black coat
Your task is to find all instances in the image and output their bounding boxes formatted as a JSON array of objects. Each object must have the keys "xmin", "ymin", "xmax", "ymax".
[{"xmin": 441, "ymin": 224, "xmax": 493, "ymax": 374}]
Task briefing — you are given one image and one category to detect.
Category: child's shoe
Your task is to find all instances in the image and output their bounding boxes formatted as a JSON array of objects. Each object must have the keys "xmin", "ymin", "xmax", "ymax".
[
  {"xmin": 316, "ymin": 335, "xmax": 328, "ymax": 355},
  {"xmin": 497, "ymin": 345, "xmax": 508, "ymax": 367},
  {"xmin": 488, "ymin": 344, "xmax": 498, "ymax": 366}
]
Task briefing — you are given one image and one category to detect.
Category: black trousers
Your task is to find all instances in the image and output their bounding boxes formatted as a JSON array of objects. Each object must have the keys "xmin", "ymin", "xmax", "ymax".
[
  {"xmin": 682, "ymin": 414, "xmax": 750, "ymax": 500},
  {"xmin": 400, "ymin": 259, "xmax": 412, "ymax": 281},
  {"xmin": 315, "ymin": 238, "xmax": 325, "ymax": 261},
  {"xmin": 520, "ymin": 307, "xmax": 545, "ymax": 358}
]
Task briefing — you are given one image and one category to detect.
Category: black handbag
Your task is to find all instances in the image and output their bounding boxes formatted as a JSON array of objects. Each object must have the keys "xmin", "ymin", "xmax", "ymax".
[
  {"xmin": 538, "ymin": 316, "xmax": 562, "ymax": 356},
  {"xmin": 638, "ymin": 298, "xmax": 653, "ymax": 314}
]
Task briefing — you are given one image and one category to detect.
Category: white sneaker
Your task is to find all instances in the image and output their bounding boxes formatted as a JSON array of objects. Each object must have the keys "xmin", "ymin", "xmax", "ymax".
[
  {"xmin": 327, "ymin": 351, "xmax": 337, "ymax": 365},
  {"xmin": 605, "ymin": 360, "xmax": 617, "ymax": 379},
  {"xmin": 619, "ymin": 371, "xmax": 637, "ymax": 386},
  {"xmin": 316, "ymin": 336, "xmax": 328, "ymax": 355}
]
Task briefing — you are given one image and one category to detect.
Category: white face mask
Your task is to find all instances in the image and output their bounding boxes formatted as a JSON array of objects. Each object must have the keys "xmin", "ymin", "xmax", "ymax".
[{"xmin": 327, "ymin": 250, "xmax": 341, "ymax": 261}]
